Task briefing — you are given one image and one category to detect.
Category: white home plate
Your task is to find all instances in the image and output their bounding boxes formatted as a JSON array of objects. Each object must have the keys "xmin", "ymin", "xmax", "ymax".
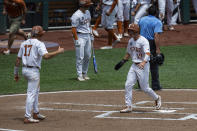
[{"xmin": 153, "ymin": 110, "xmax": 177, "ymax": 113}]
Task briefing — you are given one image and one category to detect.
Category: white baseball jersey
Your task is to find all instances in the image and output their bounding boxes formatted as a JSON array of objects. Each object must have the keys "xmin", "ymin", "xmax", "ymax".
[
  {"xmin": 127, "ymin": 36, "xmax": 150, "ymax": 63},
  {"xmin": 124, "ymin": 35, "xmax": 159, "ymax": 107},
  {"xmin": 18, "ymin": 39, "xmax": 48, "ymax": 69},
  {"xmin": 102, "ymin": 0, "xmax": 114, "ymax": 5},
  {"xmin": 71, "ymin": 9, "xmax": 91, "ymax": 34},
  {"xmin": 138, "ymin": 0, "xmax": 151, "ymax": 4},
  {"xmin": 119, "ymin": 0, "xmax": 130, "ymax": 4}
]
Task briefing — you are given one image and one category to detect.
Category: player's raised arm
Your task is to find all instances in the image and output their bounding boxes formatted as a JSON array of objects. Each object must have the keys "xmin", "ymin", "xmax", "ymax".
[{"xmin": 43, "ymin": 46, "xmax": 64, "ymax": 59}]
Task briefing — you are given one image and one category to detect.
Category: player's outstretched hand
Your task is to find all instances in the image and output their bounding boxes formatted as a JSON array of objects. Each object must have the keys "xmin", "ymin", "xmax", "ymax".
[
  {"xmin": 58, "ymin": 46, "xmax": 64, "ymax": 53},
  {"xmin": 14, "ymin": 75, "xmax": 19, "ymax": 82}
]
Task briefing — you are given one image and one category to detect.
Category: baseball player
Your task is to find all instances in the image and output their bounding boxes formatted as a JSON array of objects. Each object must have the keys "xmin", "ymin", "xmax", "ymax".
[
  {"xmin": 133, "ymin": 0, "xmax": 151, "ymax": 24},
  {"xmin": 100, "ymin": 0, "xmax": 120, "ymax": 49},
  {"xmin": 71, "ymin": 0, "xmax": 93, "ymax": 81},
  {"xmin": 192, "ymin": 0, "xmax": 197, "ymax": 14},
  {"xmin": 116, "ymin": 24, "xmax": 161, "ymax": 113},
  {"xmin": 158, "ymin": 0, "xmax": 175, "ymax": 30},
  {"xmin": 92, "ymin": 0, "xmax": 102, "ymax": 37},
  {"xmin": 116, "ymin": 0, "xmax": 130, "ymax": 38},
  {"xmin": 14, "ymin": 26, "xmax": 64, "ymax": 123},
  {"xmin": 171, "ymin": 0, "xmax": 181, "ymax": 25},
  {"xmin": 2, "ymin": 0, "xmax": 27, "ymax": 55},
  {"xmin": 130, "ymin": 0, "xmax": 138, "ymax": 23}
]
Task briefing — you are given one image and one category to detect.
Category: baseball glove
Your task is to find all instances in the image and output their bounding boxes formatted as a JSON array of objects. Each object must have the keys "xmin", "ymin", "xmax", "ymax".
[
  {"xmin": 114, "ymin": 59, "xmax": 128, "ymax": 70},
  {"xmin": 150, "ymin": 53, "xmax": 165, "ymax": 65}
]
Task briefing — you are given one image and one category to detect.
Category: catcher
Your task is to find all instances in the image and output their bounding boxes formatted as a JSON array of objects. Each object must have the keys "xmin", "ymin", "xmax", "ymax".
[{"xmin": 114, "ymin": 24, "xmax": 161, "ymax": 113}]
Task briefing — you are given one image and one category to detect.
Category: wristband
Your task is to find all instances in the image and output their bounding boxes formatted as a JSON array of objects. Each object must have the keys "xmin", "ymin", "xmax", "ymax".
[
  {"xmin": 14, "ymin": 66, "xmax": 19, "ymax": 75},
  {"xmin": 144, "ymin": 53, "xmax": 150, "ymax": 62}
]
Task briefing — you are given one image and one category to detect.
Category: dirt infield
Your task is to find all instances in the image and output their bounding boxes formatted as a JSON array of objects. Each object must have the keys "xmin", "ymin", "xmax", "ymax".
[
  {"xmin": 1, "ymin": 90, "xmax": 197, "ymax": 131},
  {"xmin": 0, "ymin": 24, "xmax": 197, "ymax": 53}
]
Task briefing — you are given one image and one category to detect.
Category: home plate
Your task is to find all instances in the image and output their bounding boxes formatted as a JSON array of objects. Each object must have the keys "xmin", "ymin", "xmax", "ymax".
[{"xmin": 153, "ymin": 110, "xmax": 177, "ymax": 113}]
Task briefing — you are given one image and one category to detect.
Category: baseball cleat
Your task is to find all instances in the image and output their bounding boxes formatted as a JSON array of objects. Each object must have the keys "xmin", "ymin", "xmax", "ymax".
[
  {"xmin": 33, "ymin": 113, "xmax": 46, "ymax": 120},
  {"xmin": 24, "ymin": 117, "xmax": 39, "ymax": 124},
  {"xmin": 155, "ymin": 95, "xmax": 161, "ymax": 110},
  {"xmin": 100, "ymin": 46, "xmax": 113, "ymax": 50},
  {"xmin": 168, "ymin": 26, "xmax": 175, "ymax": 31},
  {"xmin": 112, "ymin": 38, "xmax": 120, "ymax": 47},
  {"xmin": 123, "ymin": 33, "xmax": 129, "ymax": 37},
  {"xmin": 77, "ymin": 76, "xmax": 85, "ymax": 81},
  {"xmin": 83, "ymin": 75, "xmax": 90, "ymax": 80},
  {"xmin": 3, "ymin": 49, "xmax": 10, "ymax": 55},
  {"xmin": 117, "ymin": 34, "xmax": 123, "ymax": 39},
  {"xmin": 120, "ymin": 106, "xmax": 132, "ymax": 113},
  {"xmin": 92, "ymin": 29, "xmax": 99, "ymax": 37}
]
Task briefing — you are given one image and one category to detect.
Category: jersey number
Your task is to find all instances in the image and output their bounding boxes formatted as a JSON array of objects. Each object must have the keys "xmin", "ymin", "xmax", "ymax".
[{"xmin": 24, "ymin": 45, "xmax": 32, "ymax": 56}]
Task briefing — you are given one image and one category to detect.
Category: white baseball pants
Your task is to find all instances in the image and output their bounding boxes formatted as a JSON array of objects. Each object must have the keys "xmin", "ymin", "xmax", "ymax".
[
  {"xmin": 134, "ymin": 4, "xmax": 150, "ymax": 24},
  {"xmin": 101, "ymin": 5, "xmax": 118, "ymax": 29},
  {"xmin": 124, "ymin": 62, "xmax": 159, "ymax": 107},
  {"xmin": 75, "ymin": 33, "xmax": 92, "ymax": 77},
  {"xmin": 158, "ymin": 0, "xmax": 174, "ymax": 26},
  {"xmin": 117, "ymin": 0, "xmax": 130, "ymax": 21},
  {"xmin": 22, "ymin": 67, "xmax": 40, "ymax": 118},
  {"xmin": 193, "ymin": 0, "xmax": 197, "ymax": 14}
]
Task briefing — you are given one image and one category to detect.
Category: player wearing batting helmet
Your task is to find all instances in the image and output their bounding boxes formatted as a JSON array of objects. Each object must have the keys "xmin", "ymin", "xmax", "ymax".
[
  {"xmin": 14, "ymin": 25, "xmax": 64, "ymax": 123},
  {"xmin": 115, "ymin": 24, "xmax": 161, "ymax": 113}
]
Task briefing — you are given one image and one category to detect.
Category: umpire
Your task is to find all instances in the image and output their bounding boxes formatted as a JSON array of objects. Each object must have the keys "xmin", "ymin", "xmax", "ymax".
[{"xmin": 138, "ymin": 5, "xmax": 163, "ymax": 90}]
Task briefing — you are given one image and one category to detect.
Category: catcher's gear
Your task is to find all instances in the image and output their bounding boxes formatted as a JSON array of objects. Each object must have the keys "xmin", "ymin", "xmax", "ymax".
[
  {"xmin": 150, "ymin": 53, "xmax": 165, "ymax": 65},
  {"xmin": 114, "ymin": 59, "xmax": 128, "ymax": 70},
  {"xmin": 31, "ymin": 25, "xmax": 45, "ymax": 37},
  {"xmin": 79, "ymin": 0, "xmax": 93, "ymax": 7},
  {"xmin": 128, "ymin": 23, "xmax": 140, "ymax": 33}
]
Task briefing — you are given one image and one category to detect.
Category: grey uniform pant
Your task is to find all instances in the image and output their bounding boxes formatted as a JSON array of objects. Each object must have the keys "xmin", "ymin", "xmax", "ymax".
[{"xmin": 75, "ymin": 33, "xmax": 92, "ymax": 77}]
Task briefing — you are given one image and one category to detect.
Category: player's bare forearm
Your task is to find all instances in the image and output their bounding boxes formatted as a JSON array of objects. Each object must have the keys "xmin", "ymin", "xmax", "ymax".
[
  {"xmin": 14, "ymin": 57, "xmax": 21, "ymax": 82},
  {"xmin": 123, "ymin": 53, "xmax": 130, "ymax": 61},
  {"xmin": 71, "ymin": 27, "xmax": 78, "ymax": 40},
  {"xmin": 154, "ymin": 33, "xmax": 161, "ymax": 54},
  {"xmin": 108, "ymin": 0, "xmax": 118, "ymax": 15},
  {"xmin": 43, "ymin": 46, "xmax": 64, "ymax": 59},
  {"xmin": 134, "ymin": 3, "xmax": 141, "ymax": 13},
  {"xmin": 15, "ymin": 57, "xmax": 21, "ymax": 67}
]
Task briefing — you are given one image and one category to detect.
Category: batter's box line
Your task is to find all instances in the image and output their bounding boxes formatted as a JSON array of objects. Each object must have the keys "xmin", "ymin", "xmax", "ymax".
[
  {"xmin": 39, "ymin": 102, "xmax": 186, "ymax": 110},
  {"xmin": 95, "ymin": 111, "xmax": 197, "ymax": 121}
]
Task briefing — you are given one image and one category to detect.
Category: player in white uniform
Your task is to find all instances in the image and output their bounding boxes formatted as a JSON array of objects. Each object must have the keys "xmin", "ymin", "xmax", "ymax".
[
  {"xmin": 133, "ymin": 0, "xmax": 151, "ymax": 24},
  {"xmin": 130, "ymin": 0, "xmax": 138, "ymax": 23},
  {"xmin": 192, "ymin": 0, "xmax": 197, "ymax": 14},
  {"xmin": 118, "ymin": 24, "xmax": 161, "ymax": 113},
  {"xmin": 158, "ymin": 0, "xmax": 175, "ymax": 30},
  {"xmin": 71, "ymin": 0, "xmax": 93, "ymax": 81},
  {"xmin": 116, "ymin": 0, "xmax": 130, "ymax": 38},
  {"xmin": 100, "ymin": 0, "xmax": 120, "ymax": 49},
  {"xmin": 171, "ymin": 0, "xmax": 181, "ymax": 25},
  {"xmin": 14, "ymin": 26, "xmax": 64, "ymax": 123}
]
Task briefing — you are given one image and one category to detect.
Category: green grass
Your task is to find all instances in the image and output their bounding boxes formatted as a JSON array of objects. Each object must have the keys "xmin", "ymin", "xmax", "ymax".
[{"xmin": 1, "ymin": 44, "xmax": 197, "ymax": 95}]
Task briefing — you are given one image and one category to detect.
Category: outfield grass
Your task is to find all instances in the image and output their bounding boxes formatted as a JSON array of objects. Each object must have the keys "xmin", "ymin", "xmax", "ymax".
[{"xmin": 0, "ymin": 45, "xmax": 197, "ymax": 95}]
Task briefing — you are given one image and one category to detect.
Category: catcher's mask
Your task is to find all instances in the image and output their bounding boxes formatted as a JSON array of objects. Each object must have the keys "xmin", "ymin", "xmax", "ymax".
[
  {"xmin": 79, "ymin": 0, "xmax": 93, "ymax": 7},
  {"xmin": 31, "ymin": 25, "xmax": 45, "ymax": 37}
]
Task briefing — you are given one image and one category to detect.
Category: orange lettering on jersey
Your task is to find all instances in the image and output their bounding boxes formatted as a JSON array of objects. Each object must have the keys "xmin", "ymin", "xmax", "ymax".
[{"xmin": 24, "ymin": 45, "xmax": 32, "ymax": 56}]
